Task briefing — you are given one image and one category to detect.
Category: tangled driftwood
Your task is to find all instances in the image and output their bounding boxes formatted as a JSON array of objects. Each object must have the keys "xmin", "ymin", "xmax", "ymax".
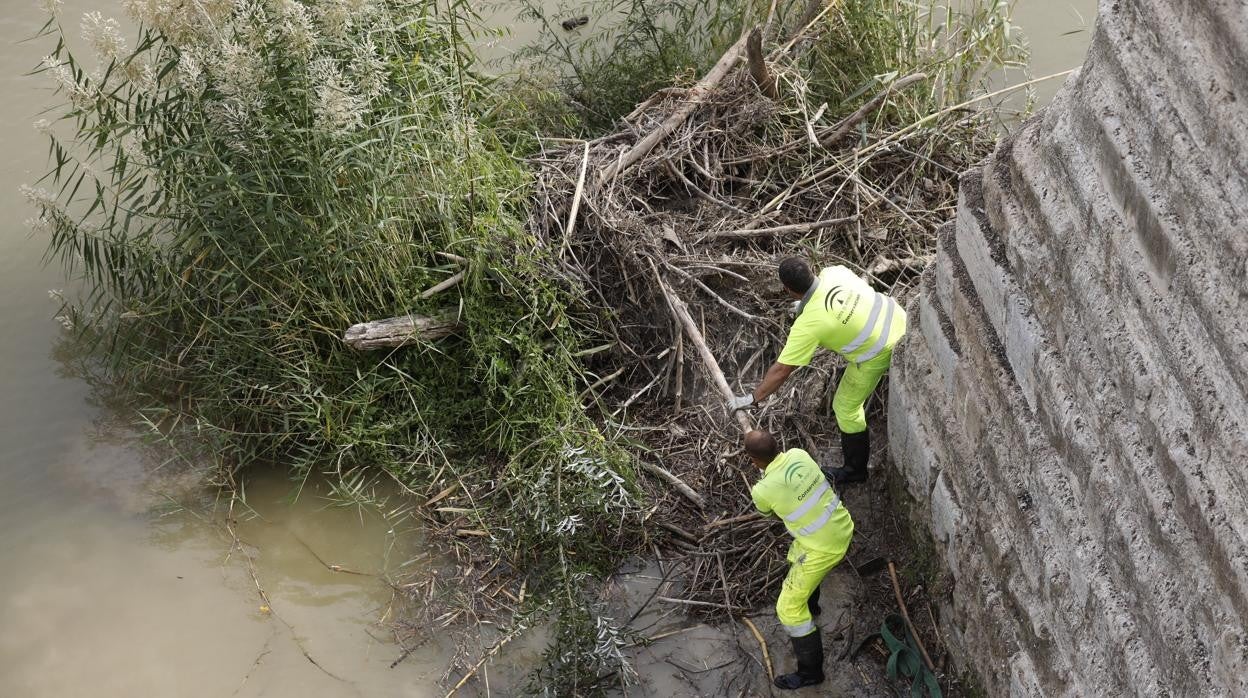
[{"xmin": 525, "ymin": 17, "xmax": 996, "ymax": 612}]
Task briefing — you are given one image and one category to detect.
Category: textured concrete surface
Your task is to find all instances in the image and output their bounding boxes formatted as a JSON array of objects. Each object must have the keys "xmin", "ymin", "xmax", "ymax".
[{"xmin": 887, "ymin": 1, "xmax": 1248, "ymax": 694}]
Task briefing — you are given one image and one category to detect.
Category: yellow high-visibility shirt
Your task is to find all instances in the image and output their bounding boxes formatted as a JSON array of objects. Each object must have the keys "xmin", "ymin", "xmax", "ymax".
[
  {"xmin": 751, "ymin": 448, "xmax": 853, "ymax": 556},
  {"xmin": 777, "ymin": 265, "xmax": 907, "ymax": 366}
]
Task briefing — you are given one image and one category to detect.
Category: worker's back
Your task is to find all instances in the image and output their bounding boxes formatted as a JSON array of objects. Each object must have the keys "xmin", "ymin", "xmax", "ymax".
[
  {"xmin": 751, "ymin": 448, "xmax": 853, "ymax": 556},
  {"xmin": 779, "ymin": 266, "xmax": 906, "ymax": 366}
]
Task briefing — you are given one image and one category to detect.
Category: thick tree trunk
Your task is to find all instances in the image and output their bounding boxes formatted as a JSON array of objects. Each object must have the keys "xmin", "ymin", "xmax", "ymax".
[{"xmin": 746, "ymin": 27, "xmax": 777, "ymax": 99}]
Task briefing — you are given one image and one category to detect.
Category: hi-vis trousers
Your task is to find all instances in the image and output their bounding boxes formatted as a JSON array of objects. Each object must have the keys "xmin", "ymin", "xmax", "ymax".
[
  {"xmin": 776, "ymin": 539, "xmax": 846, "ymax": 637},
  {"xmin": 832, "ymin": 344, "xmax": 895, "ymax": 434}
]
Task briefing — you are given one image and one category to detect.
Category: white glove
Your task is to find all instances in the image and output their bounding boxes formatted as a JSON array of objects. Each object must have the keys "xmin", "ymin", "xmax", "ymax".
[
  {"xmin": 788, "ymin": 300, "xmax": 802, "ymax": 318},
  {"xmin": 728, "ymin": 393, "xmax": 756, "ymax": 411}
]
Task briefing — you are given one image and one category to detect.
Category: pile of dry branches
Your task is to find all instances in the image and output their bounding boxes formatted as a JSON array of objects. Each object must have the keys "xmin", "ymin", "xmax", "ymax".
[{"xmin": 528, "ymin": 19, "xmax": 997, "ymax": 613}]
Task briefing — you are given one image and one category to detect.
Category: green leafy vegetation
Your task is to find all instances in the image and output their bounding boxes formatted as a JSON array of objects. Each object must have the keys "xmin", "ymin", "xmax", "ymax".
[{"xmin": 33, "ymin": 0, "xmax": 639, "ymax": 602}]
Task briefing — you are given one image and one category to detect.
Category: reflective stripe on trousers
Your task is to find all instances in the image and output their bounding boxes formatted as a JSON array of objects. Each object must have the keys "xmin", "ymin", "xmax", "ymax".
[{"xmin": 784, "ymin": 619, "xmax": 816, "ymax": 637}]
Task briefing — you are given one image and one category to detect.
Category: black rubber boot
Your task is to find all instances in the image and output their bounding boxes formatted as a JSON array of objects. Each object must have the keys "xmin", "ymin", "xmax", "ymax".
[
  {"xmin": 823, "ymin": 429, "xmax": 870, "ymax": 485},
  {"xmin": 773, "ymin": 631, "xmax": 825, "ymax": 690},
  {"xmin": 808, "ymin": 585, "xmax": 822, "ymax": 617}
]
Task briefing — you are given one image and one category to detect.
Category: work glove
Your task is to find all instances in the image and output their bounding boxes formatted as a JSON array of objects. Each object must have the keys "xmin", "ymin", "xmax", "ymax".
[
  {"xmin": 728, "ymin": 393, "xmax": 756, "ymax": 411},
  {"xmin": 788, "ymin": 300, "xmax": 801, "ymax": 318}
]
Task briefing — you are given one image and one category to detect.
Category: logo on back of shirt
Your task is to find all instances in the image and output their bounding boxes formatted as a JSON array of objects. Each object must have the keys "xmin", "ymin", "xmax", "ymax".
[
  {"xmin": 825, "ymin": 283, "xmax": 863, "ymax": 325},
  {"xmin": 824, "ymin": 286, "xmax": 847, "ymax": 312},
  {"xmin": 784, "ymin": 461, "xmax": 804, "ymax": 485}
]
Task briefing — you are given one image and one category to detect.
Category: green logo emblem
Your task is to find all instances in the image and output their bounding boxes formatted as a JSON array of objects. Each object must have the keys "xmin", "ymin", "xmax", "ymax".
[{"xmin": 784, "ymin": 461, "xmax": 804, "ymax": 485}]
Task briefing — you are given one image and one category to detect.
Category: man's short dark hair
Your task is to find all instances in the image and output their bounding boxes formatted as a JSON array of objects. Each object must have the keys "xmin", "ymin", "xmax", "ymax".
[
  {"xmin": 778, "ymin": 257, "xmax": 815, "ymax": 294},
  {"xmin": 744, "ymin": 430, "xmax": 780, "ymax": 462}
]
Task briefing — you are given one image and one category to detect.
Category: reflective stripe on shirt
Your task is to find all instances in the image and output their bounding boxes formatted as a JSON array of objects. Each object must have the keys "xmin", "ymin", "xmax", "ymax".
[
  {"xmin": 796, "ymin": 495, "xmax": 842, "ymax": 536},
  {"xmin": 855, "ymin": 296, "xmax": 897, "ymax": 363},
  {"xmin": 782, "ymin": 480, "xmax": 830, "ymax": 523},
  {"xmin": 839, "ymin": 293, "xmax": 883, "ymax": 355}
]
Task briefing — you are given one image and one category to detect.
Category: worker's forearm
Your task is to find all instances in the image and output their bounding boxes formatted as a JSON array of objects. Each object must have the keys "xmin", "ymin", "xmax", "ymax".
[{"xmin": 753, "ymin": 362, "xmax": 795, "ymax": 402}]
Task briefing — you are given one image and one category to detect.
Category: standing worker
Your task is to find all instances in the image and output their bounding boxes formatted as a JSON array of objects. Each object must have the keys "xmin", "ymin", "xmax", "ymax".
[
  {"xmin": 730, "ymin": 258, "xmax": 906, "ymax": 484},
  {"xmin": 745, "ymin": 429, "xmax": 853, "ymax": 690}
]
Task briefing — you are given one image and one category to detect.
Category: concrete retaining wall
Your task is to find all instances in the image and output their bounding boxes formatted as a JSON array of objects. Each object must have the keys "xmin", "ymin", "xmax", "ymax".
[{"xmin": 887, "ymin": 1, "xmax": 1248, "ymax": 693}]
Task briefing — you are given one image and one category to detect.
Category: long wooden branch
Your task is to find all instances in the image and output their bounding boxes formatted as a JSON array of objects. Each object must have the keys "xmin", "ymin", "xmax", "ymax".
[
  {"xmin": 698, "ymin": 215, "xmax": 859, "ymax": 241},
  {"xmin": 559, "ymin": 141, "xmax": 591, "ymax": 257},
  {"xmin": 639, "ymin": 460, "xmax": 705, "ymax": 509},
  {"xmin": 653, "ymin": 266, "xmax": 753, "ymax": 434},
  {"xmin": 420, "ymin": 270, "xmax": 465, "ymax": 299},
  {"xmin": 598, "ymin": 31, "xmax": 751, "ymax": 184},
  {"xmin": 816, "ymin": 72, "xmax": 928, "ymax": 147},
  {"xmin": 889, "ymin": 561, "xmax": 938, "ymax": 674}
]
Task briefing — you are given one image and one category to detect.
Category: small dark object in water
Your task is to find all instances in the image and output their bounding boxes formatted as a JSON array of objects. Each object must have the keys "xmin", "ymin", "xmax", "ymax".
[{"xmin": 561, "ymin": 15, "xmax": 589, "ymax": 31}]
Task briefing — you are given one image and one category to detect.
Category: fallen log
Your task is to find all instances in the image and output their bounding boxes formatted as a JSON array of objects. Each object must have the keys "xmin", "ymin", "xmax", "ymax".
[
  {"xmin": 639, "ymin": 460, "xmax": 706, "ymax": 509},
  {"xmin": 598, "ymin": 31, "xmax": 751, "ymax": 184},
  {"xmin": 343, "ymin": 313, "xmax": 458, "ymax": 350}
]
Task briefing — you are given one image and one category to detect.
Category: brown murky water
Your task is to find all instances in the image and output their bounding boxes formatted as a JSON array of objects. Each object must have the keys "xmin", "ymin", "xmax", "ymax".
[
  {"xmin": 0, "ymin": 1, "xmax": 1093, "ymax": 695},
  {"xmin": 0, "ymin": 4, "xmax": 444, "ymax": 691},
  {"xmin": 1012, "ymin": 1, "xmax": 1097, "ymax": 105}
]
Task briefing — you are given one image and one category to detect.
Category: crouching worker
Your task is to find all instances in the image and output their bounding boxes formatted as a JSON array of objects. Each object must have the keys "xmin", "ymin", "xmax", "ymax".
[
  {"xmin": 745, "ymin": 429, "xmax": 854, "ymax": 690},
  {"xmin": 731, "ymin": 257, "xmax": 907, "ymax": 484}
]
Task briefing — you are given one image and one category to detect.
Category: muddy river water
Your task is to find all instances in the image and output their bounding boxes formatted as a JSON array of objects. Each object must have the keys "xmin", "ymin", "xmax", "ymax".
[{"xmin": 0, "ymin": 2, "xmax": 1093, "ymax": 695}]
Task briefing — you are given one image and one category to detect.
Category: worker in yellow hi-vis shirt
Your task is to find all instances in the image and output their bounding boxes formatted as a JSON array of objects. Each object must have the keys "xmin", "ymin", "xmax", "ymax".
[
  {"xmin": 730, "ymin": 257, "xmax": 906, "ymax": 484},
  {"xmin": 745, "ymin": 429, "xmax": 853, "ymax": 690}
]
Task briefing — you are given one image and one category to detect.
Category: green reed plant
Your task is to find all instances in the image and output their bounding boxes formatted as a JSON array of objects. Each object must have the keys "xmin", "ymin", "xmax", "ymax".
[
  {"xmin": 30, "ymin": 0, "xmax": 642, "ymax": 629},
  {"xmin": 797, "ymin": 0, "xmax": 1025, "ymax": 122}
]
